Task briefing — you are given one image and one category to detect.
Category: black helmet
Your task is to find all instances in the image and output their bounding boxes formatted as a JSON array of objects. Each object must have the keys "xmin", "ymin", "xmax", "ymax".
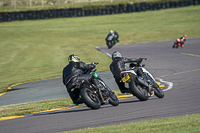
[
  {"xmin": 112, "ymin": 51, "xmax": 122, "ymax": 60},
  {"xmin": 68, "ymin": 54, "xmax": 80, "ymax": 63}
]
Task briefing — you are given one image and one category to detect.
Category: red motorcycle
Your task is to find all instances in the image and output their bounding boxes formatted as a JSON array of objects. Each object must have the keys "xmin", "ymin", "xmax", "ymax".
[{"xmin": 172, "ymin": 38, "xmax": 185, "ymax": 48}]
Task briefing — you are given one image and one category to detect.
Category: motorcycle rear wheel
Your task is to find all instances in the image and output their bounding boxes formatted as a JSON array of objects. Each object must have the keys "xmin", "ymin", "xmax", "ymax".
[
  {"xmin": 129, "ymin": 81, "xmax": 149, "ymax": 101},
  {"xmin": 80, "ymin": 88, "xmax": 101, "ymax": 109}
]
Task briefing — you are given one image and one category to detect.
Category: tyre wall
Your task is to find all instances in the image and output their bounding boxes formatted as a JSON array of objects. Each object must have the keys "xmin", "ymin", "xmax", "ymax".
[{"xmin": 0, "ymin": 0, "xmax": 199, "ymax": 23}]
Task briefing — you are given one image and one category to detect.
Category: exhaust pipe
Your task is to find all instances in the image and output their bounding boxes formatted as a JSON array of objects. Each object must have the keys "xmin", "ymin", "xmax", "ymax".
[{"xmin": 136, "ymin": 77, "xmax": 149, "ymax": 87}]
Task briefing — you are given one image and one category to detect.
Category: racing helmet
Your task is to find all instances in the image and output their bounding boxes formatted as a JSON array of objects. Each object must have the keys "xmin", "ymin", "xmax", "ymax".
[
  {"xmin": 68, "ymin": 54, "xmax": 80, "ymax": 63},
  {"xmin": 109, "ymin": 30, "xmax": 113, "ymax": 34},
  {"xmin": 112, "ymin": 51, "xmax": 122, "ymax": 60},
  {"xmin": 184, "ymin": 34, "xmax": 187, "ymax": 38}
]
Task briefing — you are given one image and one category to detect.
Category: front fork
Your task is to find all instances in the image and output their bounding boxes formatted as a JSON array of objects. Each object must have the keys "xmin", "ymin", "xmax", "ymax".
[{"xmin": 146, "ymin": 75, "xmax": 163, "ymax": 93}]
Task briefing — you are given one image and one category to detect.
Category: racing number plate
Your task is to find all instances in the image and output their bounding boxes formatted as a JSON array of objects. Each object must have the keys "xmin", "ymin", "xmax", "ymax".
[{"xmin": 122, "ymin": 74, "xmax": 130, "ymax": 83}]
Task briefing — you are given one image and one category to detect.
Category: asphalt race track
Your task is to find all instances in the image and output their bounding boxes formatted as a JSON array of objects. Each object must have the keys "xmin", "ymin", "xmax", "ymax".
[
  {"xmin": 0, "ymin": 71, "xmax": 118, "ymax": 106},
  {"xmin": 0, "ymin": 38, "xmax": 200, "ymax": 133}
]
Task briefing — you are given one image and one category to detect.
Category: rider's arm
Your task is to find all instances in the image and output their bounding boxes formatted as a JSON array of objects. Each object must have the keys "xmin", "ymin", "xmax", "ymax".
[{"xmin": 77, "ymin": 62, "xmax": 95, "ymax": 71}]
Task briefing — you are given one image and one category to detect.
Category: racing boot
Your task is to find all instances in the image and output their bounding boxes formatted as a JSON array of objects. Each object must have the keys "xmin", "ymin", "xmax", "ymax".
[
  {"xmin": 73, "ymin": 98, "xmax": 84, "ymax": 106},
  {"xmin": 120, "ymin": 88, "xmax": 130, "ymax": 94}
]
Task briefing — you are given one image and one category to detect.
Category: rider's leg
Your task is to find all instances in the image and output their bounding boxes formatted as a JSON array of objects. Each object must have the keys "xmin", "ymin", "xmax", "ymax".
[
  {"xmin": 181, "ymin": 42, "xmax": 184, "ymax": 48},
  {"xmin": 66, "ymin": 79, "xmax": 82, "ymax": 105},
  {"xmin": 115, "ymin": 78, "xmax": 129, "ymax": 93}
]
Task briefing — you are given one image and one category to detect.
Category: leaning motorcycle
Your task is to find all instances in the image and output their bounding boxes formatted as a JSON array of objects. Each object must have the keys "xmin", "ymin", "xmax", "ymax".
[
  {"xmin": 106, "ymin": 35, "xmax": 117, "ymax": 49},
  {"xmin": 72, "ymin": 63, "xmax": 119, "ymax": 109},
  {"xmin": 172, "ymin": 38, "xmax": 184, "ymax": 48},
  {"xmin": 120, "ymin": 58, "xmax": 164, "ymax": 101}
]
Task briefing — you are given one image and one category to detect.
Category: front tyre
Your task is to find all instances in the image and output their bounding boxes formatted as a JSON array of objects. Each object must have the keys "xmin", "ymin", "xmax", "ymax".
[
  {"xmin": 153, "ymin": 87, "xmax": 164, "ymax": 98},
  {"xmin": 172, "ymin": 44, "xmax": 175, "ymax": 48},
  {"xmin": 129, "ymin": 81, "xmax": 149, "ymax": 101},
  {"xmin": 109, "ymin": 92, "xmax": 119, "ymax": 106},
  {"xmin": 80, "ymin": 88, "xmax": 101, "ymax": 109},
  {"xmin": 107, "ymin": 41, "xmax": 112, "ymax": 49}
]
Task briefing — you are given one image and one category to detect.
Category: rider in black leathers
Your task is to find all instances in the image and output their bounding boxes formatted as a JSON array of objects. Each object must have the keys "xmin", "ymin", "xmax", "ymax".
[
  {"xmin": 110, "ymin": 51, "xmax": 142, "ymax": 93},
  {"xmin": 62, "ymin": 54, "xmax": 101, "ymax": 105},
  {"xmin": 106, "ymin": 30, "xmax": 115, "ymax": 41}
]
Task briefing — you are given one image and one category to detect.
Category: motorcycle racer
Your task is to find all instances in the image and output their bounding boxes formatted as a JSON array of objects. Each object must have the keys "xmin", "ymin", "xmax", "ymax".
[
  {"xmin": 105, "ymin": 30, "xmax": 119, "ymax": 49},
  {"xmin": 173, "ymin": 34, "xmax": 187, "ymax": 48},
  {"xmin": 109, "ymin": 51, "xmax": 142, "ymax": 93},
  {"xmin": 106, "ymin": 30, "xmax": 115, "ymax": 41},
  {"xmin": 62, "ymin": 54, "xmax": 102, "ymax": 105},
  {"xmin": 180, "ymin": 34, "xmax": 187, "ymax": 47}
]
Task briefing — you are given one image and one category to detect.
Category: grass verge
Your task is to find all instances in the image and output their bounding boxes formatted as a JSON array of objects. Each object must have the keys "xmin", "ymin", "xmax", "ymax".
[
  {"xmin": 63, "ymin": 113, "xmax": 200, "ymax": 133},
  {"xmin": 0, "ymin": 90, "xmax": 122, "ymax": 117}
]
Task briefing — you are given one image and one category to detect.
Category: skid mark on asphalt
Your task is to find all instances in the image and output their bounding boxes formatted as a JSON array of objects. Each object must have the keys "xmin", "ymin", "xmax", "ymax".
[{"xmin": 0, "ymin": 81, "xmax": 28, "ymax": 97}]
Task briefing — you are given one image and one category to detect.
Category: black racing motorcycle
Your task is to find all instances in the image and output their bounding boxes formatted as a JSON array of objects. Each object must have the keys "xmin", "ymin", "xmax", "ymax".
[
  {"xmin": 105, "ymin": 35, "xmax": 118, "ymax": 49},
  {"xmin": 120, "ymin": 58, "xmax": 164, "ymax": 101},
  {"xmin": 72, "ymin": 63, "xmax": 119, "ymax": 109}
]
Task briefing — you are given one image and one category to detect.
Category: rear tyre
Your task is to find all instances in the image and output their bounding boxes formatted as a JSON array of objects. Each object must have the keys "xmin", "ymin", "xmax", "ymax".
[
  {"xmin": 129, "ymin": 81, "xmax": 149, "ymax": 101},
  {"xmin": 80, "ymin": 88, "xmax": 101, "ymax": 109}
]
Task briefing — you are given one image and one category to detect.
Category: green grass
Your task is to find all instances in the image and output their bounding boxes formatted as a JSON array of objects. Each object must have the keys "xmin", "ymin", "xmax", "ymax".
[
  {"xmin": 63, "ymin": 113, "xmax": 200, "ymax": 133},
  {"xmin": 0, "ymin": 97, "xmax": 73, "ymax": 117},
  {"xmin": 0, "ymin": 90, "xmax": 122, "ymax": 117},
  {"xmin": 0, "ymin": 5, "xmax": 200, "ymax": 93}
]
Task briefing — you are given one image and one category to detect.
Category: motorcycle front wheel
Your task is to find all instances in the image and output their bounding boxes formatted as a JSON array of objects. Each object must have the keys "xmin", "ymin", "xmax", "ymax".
[
  {"xmin": 153, "ymin": 87, "xmax": 164, "ymax": 98},
  {"xmin": 108, "ymin": 91, "xmax": 119, "ymax": 106},
  {"xmin": 129, "ymin": 81, "xmax": 149, "ymax": 101},
  {"xmin": 80, "ymin": 88, "xmax": 101, "ymax": 109},
  {"xmin": 107, "ymin": 41, "xmax": 112, "ymax": 49}
]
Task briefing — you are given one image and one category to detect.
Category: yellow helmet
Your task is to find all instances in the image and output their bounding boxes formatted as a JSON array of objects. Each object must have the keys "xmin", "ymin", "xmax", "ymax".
[{"xmin": 68, "ymin": 54, "xmax": 80, "ymax": 63}]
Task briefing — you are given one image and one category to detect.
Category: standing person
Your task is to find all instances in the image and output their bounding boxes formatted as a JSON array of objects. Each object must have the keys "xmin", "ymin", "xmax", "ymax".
[
  {"xmin": 62, "ymin": 54, "xmax": 101, "ymax": 106},
  {"xmin": 109, "ymin": 51, "xmax": 142, "ymax": 93}
]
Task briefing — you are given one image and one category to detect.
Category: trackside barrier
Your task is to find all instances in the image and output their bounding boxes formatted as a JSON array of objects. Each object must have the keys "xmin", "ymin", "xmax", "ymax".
[{"xmin": 0, "ymin": 0, "xmax": 199, "ymax": 23}]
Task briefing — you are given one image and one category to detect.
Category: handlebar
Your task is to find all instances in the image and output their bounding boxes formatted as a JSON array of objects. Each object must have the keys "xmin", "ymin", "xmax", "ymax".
[
  {"xmin": 84, "ymin": 62, "xmax": 99, "ymax": 74},
  {"xmin": 91, "ymin": 62, "xmax": 98, "ymax": 72},
  {"xmin": 92, "ymin": 62, "xmax": 99, "ymax": 65},
  {"xmin": 140, "ymin": 58, "xmax": 147, "ymax": 61},
  {"xmin": 138, "ymin": 58, "xmax": 147, "ymax": 67}
]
